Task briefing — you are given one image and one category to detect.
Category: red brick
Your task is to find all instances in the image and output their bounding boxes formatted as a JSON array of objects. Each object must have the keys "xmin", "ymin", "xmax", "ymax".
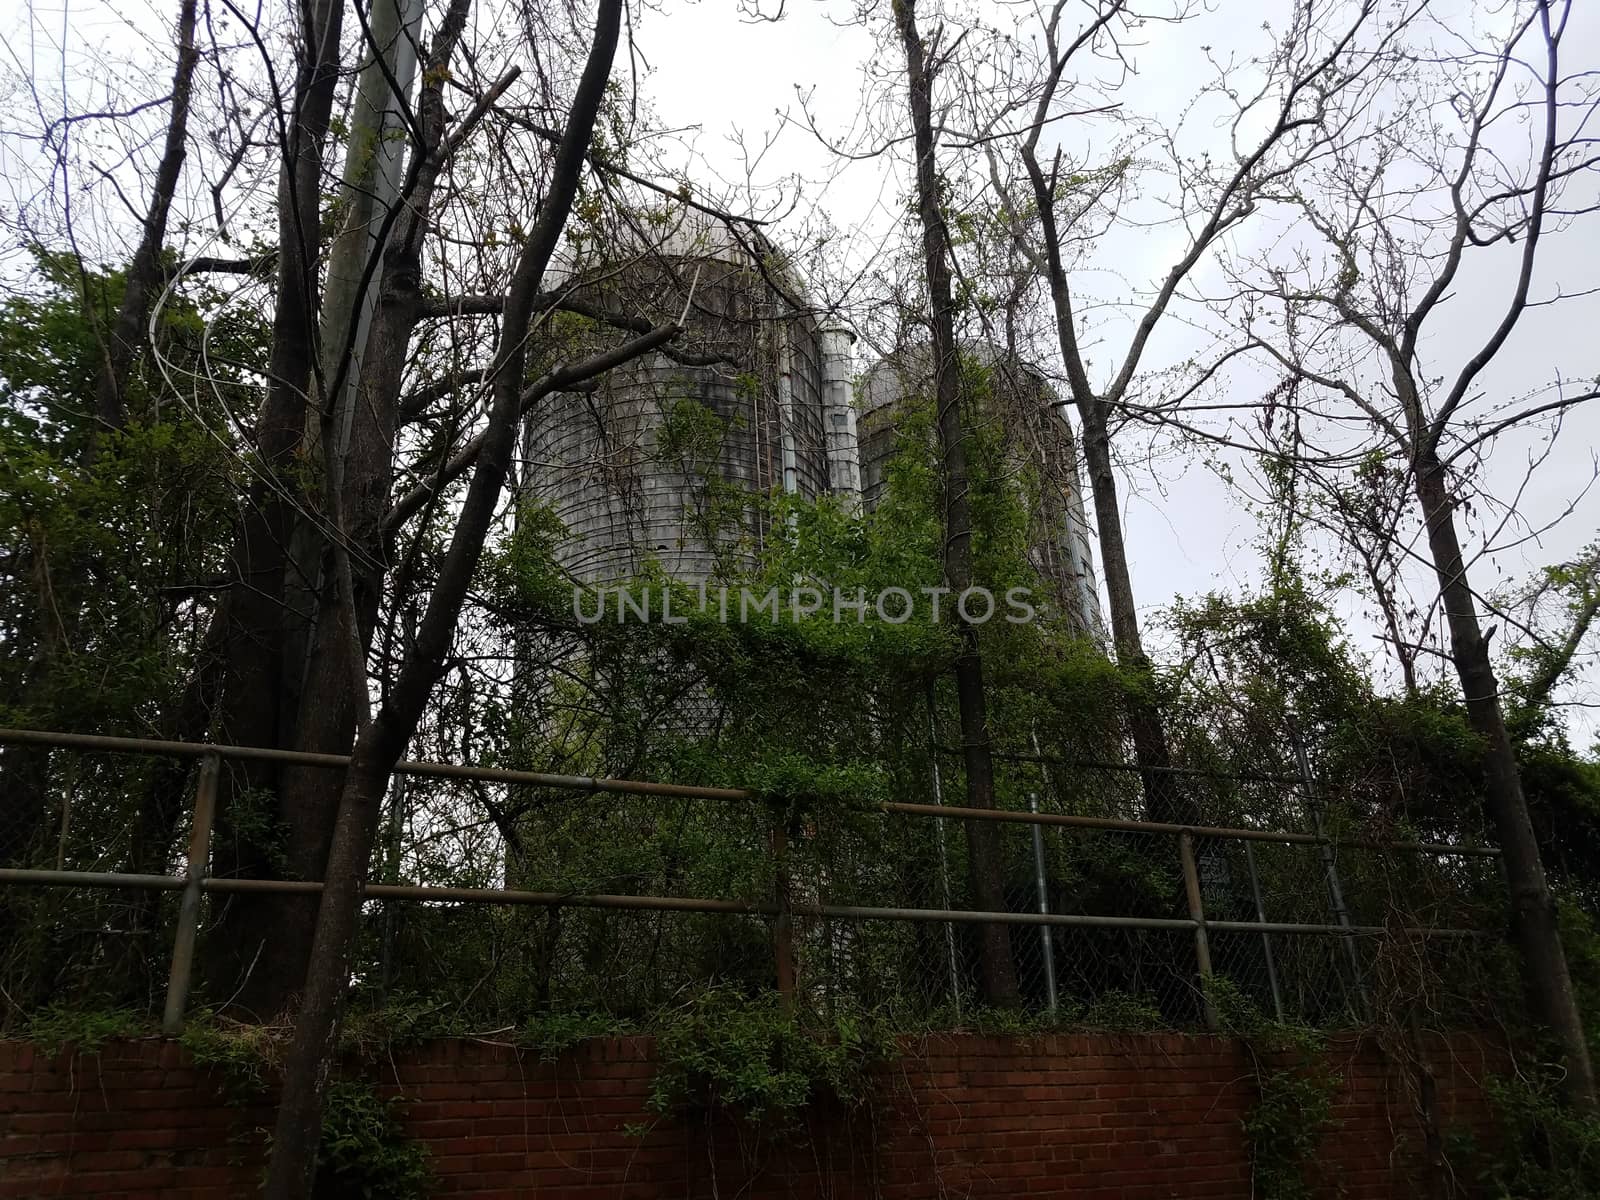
[{"xmin": 0, "ymin": 1031, "xmax": 1504, "ymax": 1200}]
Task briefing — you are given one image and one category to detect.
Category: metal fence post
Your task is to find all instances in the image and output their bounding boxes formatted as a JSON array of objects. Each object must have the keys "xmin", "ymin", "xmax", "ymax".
[
  {"xmin": 770, "ymin": 823, "xmax": 795, "ymax": 1016},
  {"xmin": 1294, "ymin": 740, "xmax": 1368, "ymax": 1016},
  {"xmin": 1028, "ymin": 791, "xmax": 1058, "ymax": 1015},
  {"xmin": 928, "ymin": 695, "xmax": 962, "ymax": 1018},
  {"xmin": 163, "ymin": 752, "xmax": 219, "ymax": 1034},
  {"xmin": 378, "ymin": 770, "xmax": 409, "ymax": 996},
  {"xmin": 1180, "ymin": 831, "xmax": 1219, "ymax": 1030},
  {"xmin": 1028, "ymin": 731, "xmax": 1058, "ymax": 1015},
  {"xmin": 1243, "ymin": 841, "xmax": 1286, "ymax": 1022}
]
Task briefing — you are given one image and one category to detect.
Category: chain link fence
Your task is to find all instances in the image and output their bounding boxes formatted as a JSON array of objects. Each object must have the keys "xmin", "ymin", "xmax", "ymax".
[{"xmin": 0, "ymin": 726, "xmax": 1506, "ymax": 1036}]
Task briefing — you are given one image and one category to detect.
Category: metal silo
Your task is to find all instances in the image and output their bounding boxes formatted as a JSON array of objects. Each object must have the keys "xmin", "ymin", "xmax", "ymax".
[
  {"xmin": 856, "ymin": 343, "xmax": 1105, "ymax": 639},
  {"xmin": 519, "ymin": 226, "xmax": 856, "ymax": 586}
]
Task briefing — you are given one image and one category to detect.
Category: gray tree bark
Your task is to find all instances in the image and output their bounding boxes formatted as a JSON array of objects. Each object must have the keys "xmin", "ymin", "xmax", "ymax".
[
  {"xmin": 894, "ymin": 0, "xmax": 1020, "ymax": 1007},
  {"xmin": 1413, "ymin": 446, "xmax": 1596, "ymax": 1108},
  {"xmin": 263, "ymin": 1, "xmax": 637, "ymax": 1190}
]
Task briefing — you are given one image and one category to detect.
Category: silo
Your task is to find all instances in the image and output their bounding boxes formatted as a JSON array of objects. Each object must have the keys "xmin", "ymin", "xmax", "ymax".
[
  {"xmin": 519, "ymin": 229, "xmax": 854, "ymax": 585},
  {"xmin": 506, "ymin": 229, "xmax": 861, "ymax": 910},
  {"xmin": 857, "ymin": 343, "xmax": 1105, "ymax": 639}
]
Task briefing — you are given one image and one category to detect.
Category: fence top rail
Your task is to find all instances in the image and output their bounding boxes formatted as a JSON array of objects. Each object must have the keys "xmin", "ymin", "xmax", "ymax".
[
  {"xmin": 0, "ymin": 726, "xmax": 749, "ymax": 801},
  {"xmin": 935, "ymin": 743, "xmax": 1307, "ymax": 788},
  {"xmin": 0, "ymin": 727, "xmax": 1501, "ymax": 859},
  {"xmin": 881, "ymin": 801, "xmax": 1499, "ymax": 857}
]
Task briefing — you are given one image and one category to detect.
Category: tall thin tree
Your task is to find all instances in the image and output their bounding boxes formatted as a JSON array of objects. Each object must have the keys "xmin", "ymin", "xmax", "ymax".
[{"xmin": 894, "ymin": 0, "xmax": 1020, "ymax": 1007}]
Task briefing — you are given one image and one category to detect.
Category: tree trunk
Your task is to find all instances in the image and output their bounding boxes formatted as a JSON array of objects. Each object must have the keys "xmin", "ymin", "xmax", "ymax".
[
  {"xmin": 1023, "ymin": 149, "xmax": 1188, "ymax": 827},
  {"xmin": 264, "ymin": 1, "xmax": 627, "ymax": 1190},
  {"xmin": 1078, "ymin": 404, "xmax": 1184, "ymax": 823},
  {"xmin": 1414, "ymin": 447, "xmax": 1596, "ymax": 1108},
  {"xmin": 205, "ymin": 0, "xmax": 475, "ymax": 1014},
  {"xmin": 204, "ymin": 0, "xmax": 348, "ymax": 1015},
  {"xmin": 894, "ymin": 0, "xmax": 1018, "ymax": 1007},
  {"xmin": 262, "ymin": 0, "xmax": 425, "ymax": 989},
  {"xmin": 1077, "ymin": 406, "xmax": 1143, "ymax": 666},
  {"xmin": 258, "ymin": 282, "xmax": 417, "ymax": 1002},
  {"xmin": 263, "ymin": 733, "xmax": 401, "ymax": 1200}
]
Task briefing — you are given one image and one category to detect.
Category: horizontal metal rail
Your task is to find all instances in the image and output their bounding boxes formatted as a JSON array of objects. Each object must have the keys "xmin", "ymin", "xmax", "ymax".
[
  {"xmin": 0, "ymin": 726, "xmax": 1499, "ymax": 857},
  {"xmin": 0, "ymin": 868, "xmax": 184, "ymax": 891},
  {"xmin": 0, "ymin": 866, "xmax": 1487, "ymax": 938},
  {"xmin": 881, "ymin": 800, "xmax": 1498, "ymax": 857},
  {"xmin": 935, "ymin": 742, "xmax": 1306, "ymax": 787},
  {"xmin": 0, "ymin": 727, "xmax": 748, "ymax": 801}
]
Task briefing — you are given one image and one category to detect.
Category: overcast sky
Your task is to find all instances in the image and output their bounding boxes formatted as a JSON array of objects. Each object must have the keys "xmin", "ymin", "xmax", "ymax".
[{"xmin": 2, "ymin": 0, "xmax": 1596, "ymax": 742}]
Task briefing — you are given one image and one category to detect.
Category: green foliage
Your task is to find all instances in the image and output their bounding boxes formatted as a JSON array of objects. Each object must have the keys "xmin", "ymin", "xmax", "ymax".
[
  {"xmin": 1460, "ymin": 1068, "xmax": 1600, "ymax": 1200},
  {"xmin": 179, "ymin": 1000, "xmax": 453, "ymax": 1105},
  {"xmin": 178, "ymin": 1017, "xmax": 282, "ymax": 1102},
  {"xmin": 1558, "ymin": 900, "xmax": 1600, "ymax": 1061},
  {"xmin": 1523, "ymin": 755, "xmax": 1600, "ymax": 909},
  {"xmin": 961, "ymin": 991, "xmax": 1165, "ymax": 1035},
  {"xmin": 652, "ymin": 396, "xmax": 755, "ymax": 571},
  {"xmin": 1243, "ymin": 1049, "xmax": 1340, "ymax": 1200},
  {"xmin": 183, "ymin": 1015, "xmax": 438, "ymax": 1193},
  {"xmin": 0, "ymin": 410, "xmax": 240, "ymax": 728},
  {"xmin": 1210, "ymin": 979, "xmax": 1342, "ymax": 1200},
  {"xmin": 739, "ymin": 753, "xmax": 886, "ymax": 824},
  {"xmin": 1167, "ymin": 575, "xmax": 1368, "ymax": 750},
  {"xmin": 497, "ymin": 501, "xmax": 575, "ymax": 616},
  {"xmin": 0, "ymin": 252, "xmax": 256, "ymax": 1011},
  {"xmin": 454, "ymin": 341, "xmax": 1544, "ymax": 1046},
  {"xmin": 23, "ymin": 1005, "xmax": 148, "ymax": 1055},
  {"xmin": 1504, "ymin": 540, "xmax": 1600, "ymax": 740},
  {"xmin": 339, "ymin": 994, "xmax": 457, "ymax": 1060},
  {"xmin": 649, "ymin": 989, "xmax": 894, "ymax": 1131},
  {"xmin": 958, "ymin": 1004, "xmax": 1047, "ymax": 1037},
  {"xmin": 517, "ymin": 1011, "xmax": 632, "ymax": 1062},
  {"xmin": 1075, "ymin": 990, "xmax": 1167, "ymax": 1032},
  {"xmin": 313, "ymin": 1082, "xmax": 432, "ymax": 1200}
]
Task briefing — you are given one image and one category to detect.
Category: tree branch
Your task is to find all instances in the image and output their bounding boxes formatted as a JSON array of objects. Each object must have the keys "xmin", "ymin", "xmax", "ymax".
[{"xmin": 383, "ymin": 322, "xmax": 679, "ymax": 537}]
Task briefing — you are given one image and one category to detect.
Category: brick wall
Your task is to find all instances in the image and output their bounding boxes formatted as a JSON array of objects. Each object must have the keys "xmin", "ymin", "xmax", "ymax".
[{"xmin": 0, "ymin": 1032, "xmax": 1502, "ymax": 1199}]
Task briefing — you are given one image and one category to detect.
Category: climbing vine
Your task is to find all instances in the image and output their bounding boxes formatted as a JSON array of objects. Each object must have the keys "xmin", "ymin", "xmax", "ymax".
[
  {"xmin": 1210, "ymin": 979, "xmax": 1343, "ymax": 1200},
  {"xmin": 309, "ymin": 1082, "xmax": 433, "ymax": 1200}
]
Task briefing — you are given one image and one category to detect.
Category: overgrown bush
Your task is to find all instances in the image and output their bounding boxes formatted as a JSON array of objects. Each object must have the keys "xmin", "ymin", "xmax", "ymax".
[
  {"xmin": 1456, "ymin": 1068, "xmax": 1600, "ymax": 1200},
  {"xmin": 312, "ymin": 1082, "xmax": 432, "ymax": 1200},
  {"xmin": 24, "ymin": 1005, "xmax": 148, "ymax": 1054},
  {"xmin": 1210, "ymin": 978, "xmax": 1342, "ymax": 1200},
  {"xmin": 648, "ymin": 988, "xmax": 895, "ymax": 1132}
]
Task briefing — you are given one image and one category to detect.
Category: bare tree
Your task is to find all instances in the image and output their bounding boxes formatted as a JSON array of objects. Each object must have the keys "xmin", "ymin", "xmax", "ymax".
[
  {"xmin": 984, "ymin": 0, "xmax": 1403, "ymax": 820},
  {"xmin": 132, "ymin": 0, "xmax": 741, "ymax": 1015},
  {"xmin": 90, "ymin": 0, "xmax": 202, "ymax": 435},
  {"xmin": 1229, "ymin": 0, "xmax": 1599, "ymax": 1106},
  {"xmin": 258, "ymin": 0, "xmax": 702, "ymax": 1188}
]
